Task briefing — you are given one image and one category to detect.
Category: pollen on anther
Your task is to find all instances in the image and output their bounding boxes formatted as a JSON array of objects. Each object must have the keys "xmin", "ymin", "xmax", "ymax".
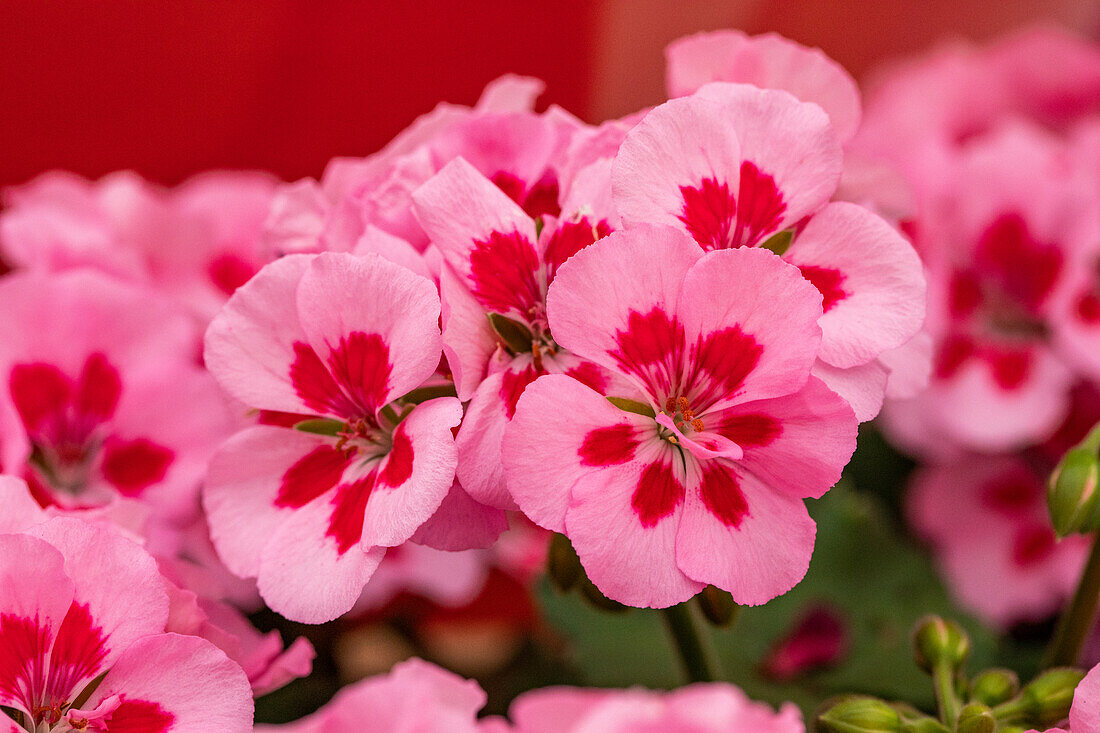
[
  {"xmin": 677, "ymin": 396, "xmax": 690, "ymax": 412},
  {"xmin": 665, "ymin": 398, "xmax": 675, "ymax": 412},
  {"xmin": 691, "ymin": 418, "xmax": 705, "ymax": 432}
]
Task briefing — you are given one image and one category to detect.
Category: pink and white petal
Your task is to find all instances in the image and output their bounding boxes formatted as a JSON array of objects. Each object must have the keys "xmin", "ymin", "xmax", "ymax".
[
  {"xmin": 351, "ymin": 225, "xmax": 433, "ymax": 280},
  {"xmin": 410, "ymin": 480, "xmax": 509, "ymax": 551},
  {"xmin": 546, "ymin": 225, "xmax": 699, "ymax": 393},
  {"xmin": 0, "ymin": 534, "xmax": 73, "ymax": 713},
  {"xmin": 611, "ymin": 95, "xmax": 743, "ymax": 237},
  {"xmin": 296, "ymin": 252, "xmax": 443, "ymax": 410},
  {"xmin": 204, "ymin": 426, "xmax": 346, "ymax": 581},
  {"xmin": 503, "ymin": 374, "xmax": 653, "ymax": 533},
  {"xmin": 440, "ymin": 264, "xmax": 498, "ymax": 402},
  {"xmin": 666, "ymin": 30, "xmax": 862, "ymax": 142},
  {"xmin": 354, "ymin": 544, "xmax": 488, "ymax": 611},
  {"xmin": 784, "ymin": 203, "xmax": 926, "ymax": 368},
  {"xmin": 879, "ymin": 331, "xmax": 934, "ymax": 401},
  {"xmin": 475, "ymin": 74, "xmax": 546, "ymax": 113},
  {"xmin": 260, "ymin": 179, "xmax": 328, "ymax": 257},
  {"xmin": 710, "ymin": 377, "xmax": 856, "ymax": 500},
  {"xmin": 565, "ymin": 449, "xmax": 703, "ymax": 608},
  {"xmin": 28, "ymin": 518, "xmax": 169, "ymax": 676},
  {"xmin": 257, "ymin": 495, "xmax": 387, "ymax": 623},
  {"xmin": 680, "ymin": 247, "xmax": 823, "ymax": 410},
  {"xmin": 811, "ymin": 359, "xmax": 889, "ymax": 423},
  {"xmin": 203, "ymin": 255, "xmax": 314, "ymax": 413},
  {"xmin": 0, "ymin": 475, "xmax": 47, "ymax": 533},
  {"xmin": 508, "ymin": 687, "xmax": 615, "ymax": 733},
  {"xmin": 85, "ymin": 633, "xmax": 253, "ymax": 733},
  {"xmin": 675, "ymin": 464, "xmax": 816, "ymax": 605},
  {"xmin": 411, "ymin": 157, "xmax": 541, "ymax": 318},
  {"xmin": 361, "ymin": 397, "xmax": 462, "ymax": 548},
  {"xmin": 455, "ymin": 370, "xmax": 523, "ymax": 510},
  {"xmin": 559, "ymin": 158, "xmax": 619, "ymax": 231},
  {"xmin": 694, "ymin": 82, "xmax": 843, "ymax": 225},
  {"xmin": 1070, "ymin": 662, "xmax": 1100, "ymax": 733}
]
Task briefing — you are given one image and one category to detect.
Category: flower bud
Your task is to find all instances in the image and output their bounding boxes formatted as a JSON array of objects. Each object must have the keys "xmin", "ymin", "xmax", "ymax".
[
  {"xmin": 815, "ymin": 696, "xmax": 901, "ymax": 733},
  {"xmin": 969, "ymin": 668, "xmax": 1019, "ymax": 706},
  {"xmin": 1018, "ymin": 667, "xmax": 1085, "ymax": 726},
  {"xmin": 954, "ymin": 703, "xmax": 995, "ymax": 733},
  {"xmin": 912, "ymin": 616, "xmax": 970, "ymax": 673},
  {"xmin": 696, "ymin": 585, "xmax": 737, "ymax": 627},
  {"xmin": 547, "ymin": 533, "xmax": 583, "ymax": 592},
  {"xmin": 1048, "ymin": 447, "xmax": 1100, "ymax": 537}
]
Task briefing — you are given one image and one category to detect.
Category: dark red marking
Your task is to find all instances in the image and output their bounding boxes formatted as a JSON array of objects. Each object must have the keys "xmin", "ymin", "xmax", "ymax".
[
  {"xmin": 631, "ymin": 461, "xmax": 685, "ymax": 527},
  {"xmin": 610, "ymin": 308, "xmax": 685, "ymax": 396},
  {"xmin": 10, "ymin": 363, "xmax": 71, "ymax": 433},
  {"xmin": 699, "ymin": 463, "xmax": 750, "ymax": 528},
  {"xmin": 327, "ymin": 474, "xmax": 375, "ymax": 554},
  {"xmin": 564, "ymin": 360, "xmax": 608, "ymax": 395},
  {"xmin": 980, "ymin": 471, "xmax": 1040, "ymax": 516},
  {"xmin": 499, "ymin": 364, "xmax": 541, "ymax": 420},
  {"xmin": 44, "ymin": 603, "xmax": 106, "ymax": 704},
  {"xmin": 976, "ymin": 211, "xmax": 1063, "ymax": 313},
  {"xmin": 679, "ymin": 177, "xmax": 736, "ymax": 250},
  {"xmin": 1011, "ymin": 524, "xmax": 1057, "ymax": 568},
  {"xmin": 326, "ymin": 331, "xmax": 391, "ymax": 414},
  {"xmin": 74, "ymin": 353, "xmax": 122, "ymax": 422},
  {"xmin": 798, "ymin": 265, "xmax": 848, "ymax": 313},
  {"xmin": 105, "ymin": 699, "xmax": 176, "ymax": 733},
  {"xmin": 379, "ymin": 427, "xmax": 413, "ymax": 488},
  {"xmin": 689, "ymin": 326, "xmax": 763, "ymax": 406},
  {"xmin": 0, "ymin": 614, "xmax": 50, "ymax": 708},
  {"xmin": 275, "ymin": 445, "xmax": 351, "ymax": 509},
  {"xmin": 100, "ymin": 437, "xmax": 174, "ymax": 496},
  {"xmin": 579, "ymin": 423, "xmax": 637, "ymax": 467},
  {"xmin": 207, "ymin": 252, "xmax": 256, "ymax": 296},
  {"xmin": 468, "ymin": 229, "xmax": 542, "ymax": 316},
  {"xmin": 713, "ymin": 413, "xmax": 782, "ymax": 448},
  {"xmin": 542, "ymin": 217, "xmax": 612, "ymax": 279}
]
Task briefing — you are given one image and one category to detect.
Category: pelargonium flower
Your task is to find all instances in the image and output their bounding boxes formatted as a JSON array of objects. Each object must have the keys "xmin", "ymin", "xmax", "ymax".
[
  {"xmin": 412, "ymin": 157, "xmax": 620, "ymax": 508},
  {"xmin": 611, "ymin": 82, "xmax": 925, "ymax": 421},
  {"xmin": 503, "ymin": 226, "xmax": 857, "ymax": 608},
  {"xmin": 907, "ymin": 456, "xmax": 1088, "ymax": 628},
  {"xmin": 203, "ymin": 252, "xmax": 483, "ymax": 623},
  {"xmin": 0, "ymin": 270, "xmax": 233, "ymax": 522},
  {"xmin": 0, "ymin": 517, "xmax": 252, "ymax": 732},
  {"xmin": 505, "ymin": 683, "xmax": 804, "ymax": 733},
  {"xmin": 665, "ymin": 29, "xmax": 862, "ymax": 143},
  {"xmin": 1027, "ymin": 660, "xmax": 1100, "ymax": 733},
  {"xmin": 254, "ymin": 657, "xmax": 487, "ymax": 733}
]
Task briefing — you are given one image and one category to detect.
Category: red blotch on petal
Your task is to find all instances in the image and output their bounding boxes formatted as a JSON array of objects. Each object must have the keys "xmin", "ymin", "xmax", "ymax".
[
  {"xmin": 689, "ymin": 326, "xmax": 763, "ymax": 406},
  {"xmin": 679, "ymin": 177, "xmax": 736, "ymax": 251},
  {"xmin": 290, "ymin": 343, "xmax": 357, "ymax": 417},
  {"xmin": 327, "ymin": 332, "xmax": 392, "ymax": 416},
  {"xmin": 10, "ymin": 363, "xmax": 71, "ymax": 433},
  {"xmin": 542, "ymin": 217, "xmax": 612, "ymax": 279},
  {"xmin": 980, "ymin": 472, "xmax": 1040, "ymax": 516},
  {"xmin": 500, "ymin": 365, "xmax": 541, "ymax": 420},
  {"xmin": 798, "ymin": 265, "xmax": 848, "ymax": 313},
  {"xmin": 579, "ymin": 424, "xmax": 638, "ymax": 467},
  {"xmin": 699, "ymin": 463, "xmax": 750, "ymax": 528},
  {"xmin": 275, "ymin": 445, "xmax": 351, "ymax": 509},
  {"xmin": 1011, "ymin": 524, "xmax": 1057, "ymax": 568},
  {"xmin": 75, "ymin": 353, "xmax": 122, "ymax": 423},
  {"xmin": 564, "ymin": 361, "xmax": 608, "ymax": 395},
  {"xmin": 610, "ymin": 308, "xmax": 685, "ymax": 396},
  {"xmin": 933, "ymin": 334, "xmax": 975, "ymax": 381},
  {"xmin": 949, "ymin": 271, "xmax": 984, "ymax": 319},
  {"xmin": 327, "ymin": 474, "xmax": 375, "ymax": 555},
  {"xmin": 379, "ymin": 427, "xmax": 414, "ymax": 488},
  {"xmin": 1076, "ymin": 290, "xmax": 1100, "ymax": 325},
  {"xmin": 733, "ymin": 161, "xmax": 787, "ymax": 249},
  {"xmin": 207, "ymin": 252, "xmax": 256, "ymax": 296},
  {"xmin": 100, "ymin": 438, "xmax": 174, "ymax": 497},
  {"xmin": 468, "ymin": 230, "xmax": 542, "ymax": 316},
  {"xmin": 491, "ymin": 170, "xmax": 561, "ymax": 220},
  {"xmin": 989, "ymin": 348, "xmax": 1031, "ymax": 391},
  {"xmin": 976, "ymin": 212, "xmax": 1063, "ymax": 313},
  {"xmin": 713, "ymin": 413, "xmax": 782, "ymax": 448},
  {"xmin": 106, "ymin": 699, "xmax": 175, "ymax": 733},
  {"xmin": 45, "ymin": 603, "xmax": 106, "ymax": 704},
  {"xmin": 0, "ymin": 614, "xmax": 51, "ymax": 708},
  {"xmin": 631, "ymin": 461, "xmax": 685, "ymax": 528}
]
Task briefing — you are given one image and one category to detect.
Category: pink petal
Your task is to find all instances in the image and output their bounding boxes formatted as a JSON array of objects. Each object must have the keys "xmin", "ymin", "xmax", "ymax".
[
  {"xmin": 784, "ymin": 202, "xmax": 926, "ymax": 369},
  {"xmin": 296, "ymin": 252, "xmax": 442, "ymax": 414},
  {"xmin": 454, "ymin": 367, "xmax": 529, "ymax": 510},
  {"xmin": 410, "ymin": 480, "xmax": 508, "ymax": 551},
  {"xmin": 0, "ymin": 476, "xmax": 47, "ymax": 533},
  {"xmin": 675, "ymin": 464, "xmax": 816, "ymax": 605},
  {"xmin": 351, "ymin": 225, "xmax": 432, "ymax": 280},
  {"xmin": 679, "ymin": 247, "xmax": 823, "ymax": 410},
  {"xmin": 440, "ymin": 265, "xmax": 499, "ymax": 402},
  {"xmin": 666, "ymin": 30, "xmax": 862, "ymax": 142},
  {"xmin": 475, "ymin": 74, "xmax": 546, "ymax": 113},
  {"xmin": 361, "ymin": 397, "xmax": 461, "ymax": 548},
  {"xmin": 85, "ymin": 634, "xmax": 253, "ymax": 733},
  {"xmin": 811, "ymin": 359, "xmax": 890, "ymax": 423},
  {"xmin": 1071, "ymin": 662, "xmax": 1100, "ymax": 733}
]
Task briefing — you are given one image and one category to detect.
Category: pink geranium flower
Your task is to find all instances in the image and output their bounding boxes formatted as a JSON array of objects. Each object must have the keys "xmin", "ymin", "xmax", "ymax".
[
  {"xmin": 503, "ymin": 226, "xmax": 857, "ymax": 608},
  {"xmin": 908, "ymin": 456, "xmax": 1088, "ymax": 628},
  {"xmin": 412, "ymin": 157, "xmax": 619, "ymax": 508},
  {"xmin": 0, "ymin": 270, "xmax": 233, "ymax": 522},
  {"xmin": 254, "ymin": 657, "xmax": 487, "ymax": 733},
  {"xmin": 1027, "ymin": 659, "xmax": 1100, "ymax": 732},
  {"xmin": 611, "ymin": 82, "xmax": 925, "ymax": 421},
  {"xmin": 0, "ymin": 517, "xmax": 252, "ymax": 732},
  {"xmin": 506, "ymin": 683, "xmax": 804, "ymax": 733},
  {"xmin": 203, "ymin": 252, "xmax": 473, "ymax": 622}
]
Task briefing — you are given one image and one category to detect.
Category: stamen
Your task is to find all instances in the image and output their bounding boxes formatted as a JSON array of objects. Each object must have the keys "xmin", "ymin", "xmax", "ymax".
[
  {"xmin": 691, "ymin": 418, "xmax": 705, "ymax": 432},
  {"xmin": 665, "ymin": 398, "xmax": 675, "ymax": 413},
  {"xmin": 531, "ymin": 342, "xmax": 543, "ymax": 372},
  {"xmin": 677, "ymin": 396, "xmax": 690, "ymax": 413}
]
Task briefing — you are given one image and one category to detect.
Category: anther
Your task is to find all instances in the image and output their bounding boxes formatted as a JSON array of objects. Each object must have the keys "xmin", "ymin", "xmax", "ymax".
[
  {"xmin": 665, "ymin": 398, "xmax": 675, "ymax": 413},
  {"xmin": 532, "ymin": 342, "xmax": 543, "ymax": 372},
  {"xmin": 677, "ymin": 396, "xmax": 690, "ymax": 413},
  {"xmin": 691, "ymin": 418, "xmax": 705, "ymax": 432}
]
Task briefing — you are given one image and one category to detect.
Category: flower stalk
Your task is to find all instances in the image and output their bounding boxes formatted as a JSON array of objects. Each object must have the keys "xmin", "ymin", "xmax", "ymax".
[{"xmin": 659, "ymin": 602, "xmax": 718, "ymax": 683}]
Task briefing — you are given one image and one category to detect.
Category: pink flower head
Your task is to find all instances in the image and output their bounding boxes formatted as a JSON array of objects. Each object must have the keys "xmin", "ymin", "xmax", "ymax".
[
  {"xmin": 1026, "ymin": 659, "xmax": 1100, "ymax": 733},
  {"xmin": 507, "ymin": 683, "xmax": 804, "ymax": 733},
  {"xmin": 254, "ymin": 657, "xmax": 487, "ymax": 733},
  {"xmin": 908, "ymin": 456, "xmax": 1088, "ymax": 628},
  {"xmin": 611, "ymin": 82, "xmax": 926, "ymax": 421},
  {"xmin": 665, "ymin": 29, "xmax": 862, "ymax": 142},
  {"xmin": 0, "ymin": 517, "xmax": 252, "ymax": 732},
  {"xmin": 203, "ymin": 252, "xmax": 472, "ymax": 623},
  {"xmin": 503, "ymin": 226, "xmax": 857, "ymax": 607},
  {"xmin": 0, "ymin": 270, "xmax": 233, "ymax": 521},
  {"xmin": 412, "ymin": 157, "xmax": 620, "ymax": 508}
]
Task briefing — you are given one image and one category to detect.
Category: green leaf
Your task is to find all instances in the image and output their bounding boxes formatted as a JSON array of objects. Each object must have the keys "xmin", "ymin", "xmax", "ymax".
[
  {"xmin": 488, "ymin": 313, "xmax": 535, "ymax": 355},
  {"xmin": 606, "ymin": 396, "xmax": 656, "ymax": 418},
  {"xmin": 761, "ymin": 229, "xmax": 794, "ymax": 256},
  {"xmin": 293, "ymin": 418, "xmax": 344, "ymax": 437}
]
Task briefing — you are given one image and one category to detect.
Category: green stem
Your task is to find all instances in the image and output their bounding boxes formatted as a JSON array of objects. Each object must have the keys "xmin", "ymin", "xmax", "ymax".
[
  {"xmin": 932, "ymin": 661, "xmax": 961, "ymax": 725},
  {"xmin": 1045, "ymin": 532, "xmax": 1100, "ymax": 668},
  {"xmin": 659, "ymin": 602, "xmax": 717, "ymax": 683}
]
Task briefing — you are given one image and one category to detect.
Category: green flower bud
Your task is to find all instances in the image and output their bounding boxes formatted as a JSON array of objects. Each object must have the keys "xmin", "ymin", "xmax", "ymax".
[
  {"xmin": 954, "ymin": 703, "xmax": 995, "ymax": 733},
  {"xmin": 969, "ymin": 668, "xmax": 1019, "ymax": 706},
  {"xmin": 816, "ymin": 696, "xmax": 901, "ymax": 733},
  {"xmin": 547, "ymin": 533, "xmax": 583, "ymax": 592},
  {"xmin": 696, "ymin": 585, "xmax": 737, "ymax": 627},
  {"xmin": 1048, "ymin": 447, "xmax": 1100, "ymax": 537},
  {"xmin": 913, "ymin": 616, "xmax": 971, "ymax": 673},
  {"xmin": 898, "ymin": 718, "xmax": 950, "ymax": 733},
  {"xmin": 1018, "ymin": 667, "xmax": 1085, "ymax": 726}
]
